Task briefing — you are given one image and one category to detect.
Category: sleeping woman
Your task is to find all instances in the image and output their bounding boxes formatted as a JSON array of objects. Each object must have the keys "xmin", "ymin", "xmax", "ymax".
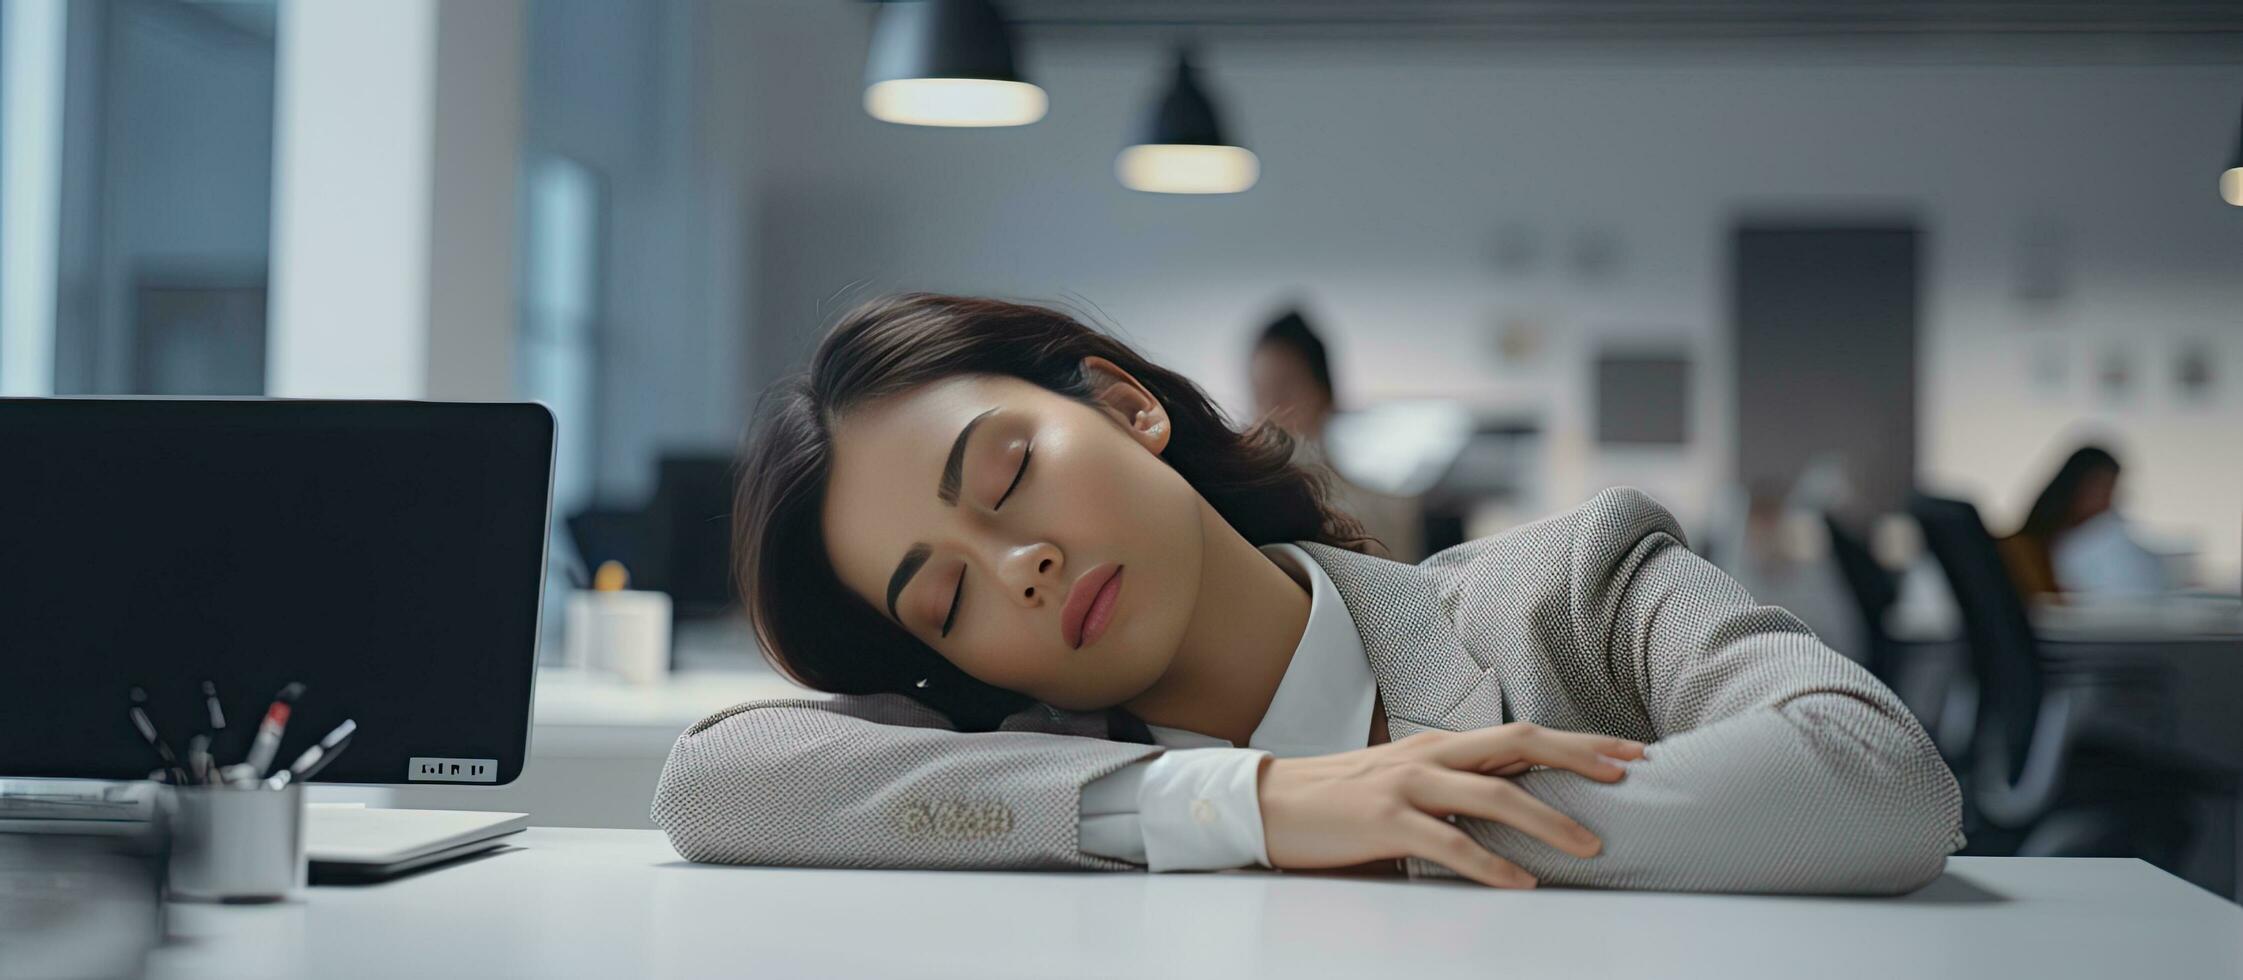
[{"xmin": 652, "ymin": 293, "xmax": 1963, "ymax": 893}]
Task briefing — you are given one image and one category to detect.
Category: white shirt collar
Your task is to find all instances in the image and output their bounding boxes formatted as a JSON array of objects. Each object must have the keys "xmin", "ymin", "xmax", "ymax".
[{"xmin": 1143, "ymin": 543, "xmax": 1378, "ymax": 757}]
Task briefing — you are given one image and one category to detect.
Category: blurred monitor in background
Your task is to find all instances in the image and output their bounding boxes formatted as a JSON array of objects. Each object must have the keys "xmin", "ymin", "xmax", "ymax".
[
  {"xmin": 564, "ymin": 454, "xmax": 738, "ymax": 622},
  {"xmin": 1998, "ymin": 444, "xmax": 2173, "ymax": 601},
  {"xmin": 1250, "ymin": 309, "xmax": 1425, "ymax": 561}
]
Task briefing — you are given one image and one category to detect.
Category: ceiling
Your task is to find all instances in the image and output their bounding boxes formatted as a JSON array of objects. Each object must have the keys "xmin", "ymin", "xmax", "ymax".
[{"xmin": 993, "ymin": 1, "xmax": 2243, "ymax": 49}]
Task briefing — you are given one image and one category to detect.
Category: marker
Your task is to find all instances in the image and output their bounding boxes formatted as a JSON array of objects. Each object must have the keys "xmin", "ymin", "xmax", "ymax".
[
  {"xmin": 236, "ymin": 682, "xmax": 306, "ymax": 785},
  {"xmin": 265, "ymin": 719, "xmax": 356, "ymax": 789},
  {"xmin": 127, "ymin": 687, "xmax": 187, "ymax": 785}
]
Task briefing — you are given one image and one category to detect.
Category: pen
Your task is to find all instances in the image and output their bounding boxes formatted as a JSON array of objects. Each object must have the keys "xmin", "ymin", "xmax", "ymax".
[
  {"xmin": 191, "ymin": 680, "xmax": 225, "ymax": 785},
  {"xmin": 187, "ymin": 734, "xmax": 212, "ymax": 785},
  {"xmin": 202, "ymin": 680, "xmax": 226, "ymax": 731},
  {"xmin": 127, "ymin": 687, "xmax": 188, "ymax": 784},
  {"xmin": 236, "ymin": 681, "xmax": 306, "ymax": 785},
  {"xmin": 265, "ymin": 719, "xmax": 356, "ymax": 789}
]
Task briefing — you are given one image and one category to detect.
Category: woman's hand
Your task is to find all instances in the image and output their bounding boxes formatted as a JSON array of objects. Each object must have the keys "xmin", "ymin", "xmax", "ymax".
[{"xmin": 1256, "ymin": 723, "xmax": 1647, "ymax": 888}]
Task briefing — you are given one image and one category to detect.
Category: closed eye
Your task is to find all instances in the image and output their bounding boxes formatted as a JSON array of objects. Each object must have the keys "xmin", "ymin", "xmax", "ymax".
[
  {"xmin": 939, "ymin": 573, "xmax": 964, "ymax": 637},
  {"xmin": 994, "ymin": 444, "xmax": 1031, "ymax": 509}
]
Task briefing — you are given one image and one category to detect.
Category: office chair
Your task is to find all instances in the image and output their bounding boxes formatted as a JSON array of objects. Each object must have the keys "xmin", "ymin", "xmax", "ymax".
[
  {"xmin": 1821, "ymin": 511, "xmax": 1978, "ymax": 761},
  {"xmin": 1821, "ymin": 513, "xmax": 1900, "ymax": 685},
  {"xmin": 1907, "ymin": 493, "xmax": 2222, "ymax": 865},
  {"xmin": 646, "ymin": 455, "xmax": 738, "ymax": 618}
]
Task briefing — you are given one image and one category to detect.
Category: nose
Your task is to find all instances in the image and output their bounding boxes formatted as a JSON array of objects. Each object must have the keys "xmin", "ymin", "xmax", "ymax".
[{"xmin": 996, "ymin": 541, "xmax": 1064, "ymax": 607}]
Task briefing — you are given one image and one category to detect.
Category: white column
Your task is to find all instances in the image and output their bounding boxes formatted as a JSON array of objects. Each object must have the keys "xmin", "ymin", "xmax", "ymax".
[
  {"xmin": 266, "ymin": 0, "xmax": 522, "ymax": 400},
  {"xmin": 0, "ymin": 0, "xmax": 67, "ymax": 396}
]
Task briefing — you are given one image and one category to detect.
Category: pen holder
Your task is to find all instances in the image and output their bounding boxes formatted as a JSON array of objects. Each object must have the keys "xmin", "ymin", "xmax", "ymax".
[{"xmin": 162, "ymin": 783, "xmax": 306, "ymax": 902}]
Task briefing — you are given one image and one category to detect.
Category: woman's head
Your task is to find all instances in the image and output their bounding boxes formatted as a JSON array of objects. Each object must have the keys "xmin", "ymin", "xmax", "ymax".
[
  {"xmin": 736, "ymin": 294, "xmax": 1367, "ymax": 729},
  {"xmin": 2020, "ymin": 445, "xmax": 2121, "ymax": 539}
]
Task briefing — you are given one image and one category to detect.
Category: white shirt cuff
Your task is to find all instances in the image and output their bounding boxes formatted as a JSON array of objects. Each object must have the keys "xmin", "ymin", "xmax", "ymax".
[{"xmin": 1079, "ymin": 748, "xmax": 1271, "ymax": 871}]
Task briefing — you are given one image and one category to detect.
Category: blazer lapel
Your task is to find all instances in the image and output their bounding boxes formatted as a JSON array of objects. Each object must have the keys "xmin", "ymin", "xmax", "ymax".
[{"xmin": 1296, "ymin": 543, "xmax": 1505, "ymax": 738}]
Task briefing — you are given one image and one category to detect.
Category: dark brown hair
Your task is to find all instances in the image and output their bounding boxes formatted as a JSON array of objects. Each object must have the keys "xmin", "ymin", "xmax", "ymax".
[
  {"xmin": 735, "ymin": 294, "xmax": 1370, "ymax": 730},
  {"xmin": 2019, "ymin": 445, "xmax": 2120, "ymax": 540},
  {"xmin": 2004, "ymin": 445, "xmax": 2121, "ymax": 597}
]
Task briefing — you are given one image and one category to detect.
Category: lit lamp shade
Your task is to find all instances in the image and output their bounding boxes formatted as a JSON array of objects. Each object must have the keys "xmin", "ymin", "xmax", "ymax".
[
  {"xmin": 2224, "ymin": 100, "xmax": 2243, "ymax": 206},
  {"xmin": 864, "ymin": 0, "xmax": 1046, "ymax": 127},
  {"xmin": 1118, "ymin": 50, "xmax": 1258, "ymax": 194}
]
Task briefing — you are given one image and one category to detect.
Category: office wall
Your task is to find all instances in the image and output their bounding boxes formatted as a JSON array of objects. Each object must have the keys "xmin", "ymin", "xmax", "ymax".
[
  {"xmin": 701, "ymin": 1, "xmax": 2243, "ymax": 581},
  {"xmin": 523, "ymin": 0, "xmax": 753, "ymax": 504}
]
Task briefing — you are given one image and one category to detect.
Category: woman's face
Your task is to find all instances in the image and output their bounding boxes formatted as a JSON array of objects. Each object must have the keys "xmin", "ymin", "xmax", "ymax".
[
  {"xmin": 821, "ymin": 365, "xmax": 1207, "ymax": 711},
  {"xmin": 2070, "ymin": 467, "xmax": 2118, "ymax": 524}
]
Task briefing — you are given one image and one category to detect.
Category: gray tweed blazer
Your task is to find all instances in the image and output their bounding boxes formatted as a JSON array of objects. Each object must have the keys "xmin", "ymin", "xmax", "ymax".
[{"xmin": 653, "ymin": 488, "xmax": 1964, "ymax": 894}]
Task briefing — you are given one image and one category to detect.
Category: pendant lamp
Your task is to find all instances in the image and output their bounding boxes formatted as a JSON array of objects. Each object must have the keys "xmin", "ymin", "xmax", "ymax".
[
  {"xmin": 864, "ymin": 0, "xmax": 1045, "ymax": 127},
  {"xmin": 1117, "ymin": 47, "xmax": 1258, "ymax": 194}
]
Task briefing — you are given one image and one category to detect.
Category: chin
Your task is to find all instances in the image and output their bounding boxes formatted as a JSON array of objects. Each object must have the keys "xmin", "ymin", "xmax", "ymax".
[{"xmin": 1046, "ymin": 627, "xmax": 1177, "ymax": 714}]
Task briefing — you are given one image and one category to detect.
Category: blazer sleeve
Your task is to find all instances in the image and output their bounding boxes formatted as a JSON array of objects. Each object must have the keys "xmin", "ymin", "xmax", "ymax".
[
  {"xmin": 1427, "ymin": 488, "xmax": 1965, "ymax": 894},
  {"xmin": 651, "ymin": 691, "xmax": 1163, "ymax": 869}
]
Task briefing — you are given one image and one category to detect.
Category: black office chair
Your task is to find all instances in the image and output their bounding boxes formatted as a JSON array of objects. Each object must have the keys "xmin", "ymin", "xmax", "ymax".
[
  {"xmin": 1907, "ymin": 493, "xmax": 2219, "ymax": 865},
  {"xmin": 1822, "ymin": 513, "xmax": 1900, "ymax": 685},
  {"xmin": 646, "ymin": 455, "xmax": 739, "ymax": 618}
]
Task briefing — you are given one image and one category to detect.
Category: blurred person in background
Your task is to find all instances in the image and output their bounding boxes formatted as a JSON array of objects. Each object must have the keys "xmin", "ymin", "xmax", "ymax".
[
  {"xmin": 1249, "ymin": 309, "xmax": 1424, "ymax": 561},
  {"xmin": 1999, "ymin": 445, "xmax": 2170, "ymax": 600}
]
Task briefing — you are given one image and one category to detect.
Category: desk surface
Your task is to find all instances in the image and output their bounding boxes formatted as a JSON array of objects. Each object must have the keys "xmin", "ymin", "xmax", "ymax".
[{"xmin": 149, "ymin": 828, "xmax": 2243, "ymax": 980}]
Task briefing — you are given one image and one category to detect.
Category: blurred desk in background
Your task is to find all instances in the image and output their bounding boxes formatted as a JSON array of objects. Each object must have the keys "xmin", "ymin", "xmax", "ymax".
[
  {"xmin": 1885, "ymin": 594, "xmax": 2243, "ymax": 898},
  {"xmin": 2032, "ymin": 595, "xmax": 2243, "ymax": 643},
  {"xmin": 1887, "ymin": 593, "xmax": 2243, "ymax": 646}
]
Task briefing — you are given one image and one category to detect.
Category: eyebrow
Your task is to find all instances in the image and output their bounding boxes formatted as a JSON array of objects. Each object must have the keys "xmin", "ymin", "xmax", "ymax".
[
  {"xmin": 887, "ymin": 408, "xmax": 998, "ymax": 623},
  {"xmin": 937, "ymin": 408, "xmax": 999, "ymax": 506},
  {"xmin": 885, "ymin": 544, "xmax": 931, "ymax": 621}
]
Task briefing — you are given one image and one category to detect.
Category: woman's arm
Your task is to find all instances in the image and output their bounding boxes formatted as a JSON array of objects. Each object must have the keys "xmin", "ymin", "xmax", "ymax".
[
  {"xmin": 1421, "ymin": 489, "xmax": 1965, "ymax": 894},
  {"xmin": 655, "ymin": 691, "xmax": 1636, "ymax": 882},
  {"xmin": 652, "ymin": 692, "xmax": 1162, "ymax": 869}
]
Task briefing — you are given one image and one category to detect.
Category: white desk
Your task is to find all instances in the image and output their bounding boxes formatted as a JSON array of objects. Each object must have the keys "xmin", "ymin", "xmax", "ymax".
[{"xmin": 149, "ymin": 829, "xmax": 2243, "ymax": 979}]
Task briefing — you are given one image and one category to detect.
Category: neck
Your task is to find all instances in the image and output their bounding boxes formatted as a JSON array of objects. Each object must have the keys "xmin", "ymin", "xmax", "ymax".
[{"xmin": 1122, "ymin": 500, "xmax": 1312, "ymax": 747}]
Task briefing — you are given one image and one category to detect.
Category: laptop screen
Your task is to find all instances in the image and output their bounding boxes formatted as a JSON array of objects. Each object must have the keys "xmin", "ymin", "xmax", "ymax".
[{"xmin": 0, "ymin": 399, "xmax": 553, "ymax": 785}]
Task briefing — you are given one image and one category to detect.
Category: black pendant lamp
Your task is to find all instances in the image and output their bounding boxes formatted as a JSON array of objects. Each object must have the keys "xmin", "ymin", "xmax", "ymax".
[
  {"xmin": 1117, "ymin": 47, "xmax": 1258, "ymax": 194},
  {"xmin": 2223, "ymin": 97, "xmax": 2243, "ymax": 206},
  {"xmin": 863, "ymin": 0, "xmax": 1046, "ymax": 127}
]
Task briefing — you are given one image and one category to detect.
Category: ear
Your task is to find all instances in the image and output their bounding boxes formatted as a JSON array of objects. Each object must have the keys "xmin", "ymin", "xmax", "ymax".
[{"xmin": 1080, "ymin": 355, "xmax": 1172, "ymax": 455}]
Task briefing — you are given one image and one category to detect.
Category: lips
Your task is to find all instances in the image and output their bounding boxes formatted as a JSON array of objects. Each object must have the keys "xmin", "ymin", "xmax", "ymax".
[{"xmin": 1060, "ymin": 563, "xmax": 1124, "ymax": 650}]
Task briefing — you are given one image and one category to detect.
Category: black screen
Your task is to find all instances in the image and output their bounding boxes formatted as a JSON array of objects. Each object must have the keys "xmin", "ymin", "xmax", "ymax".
[{"xmin": 0, "ymin": 399, "xmax": 552, "ymax": 784}]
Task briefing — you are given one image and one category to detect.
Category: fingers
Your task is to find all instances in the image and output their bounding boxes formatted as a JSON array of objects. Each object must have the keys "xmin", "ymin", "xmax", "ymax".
[
  {"xmin": 1423, "ymin": 724, "xmax": 1645, "ymax": 782},
  {"xmin": 1409, "ymin": 767, "xmax": 1602, "ymax": 859},
  {"xmin": 1400, "ymin": 811, "xmax": 1536, "ymax": 889}
]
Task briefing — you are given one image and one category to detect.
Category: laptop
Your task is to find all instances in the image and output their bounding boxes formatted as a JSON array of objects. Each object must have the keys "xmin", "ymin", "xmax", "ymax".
[{"xmin": 307, "ymin": 806, "xmax": 529, "ymax": 883}]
